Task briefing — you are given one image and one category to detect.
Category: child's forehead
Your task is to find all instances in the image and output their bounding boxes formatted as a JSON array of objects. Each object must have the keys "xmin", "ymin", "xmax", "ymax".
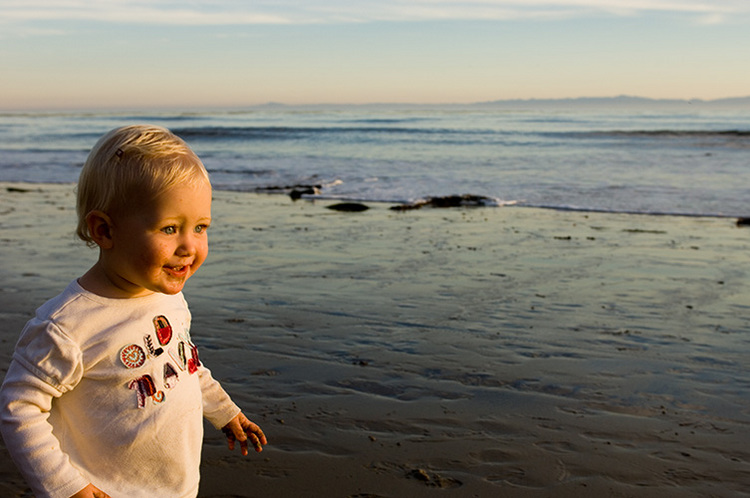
[
  {"xmin": 113, "ymin": 179, "xmax": 211, "ymax": 222},
  {"xmin": 149, "ymin": 181, "xmax": 212, "ymax": 213}
]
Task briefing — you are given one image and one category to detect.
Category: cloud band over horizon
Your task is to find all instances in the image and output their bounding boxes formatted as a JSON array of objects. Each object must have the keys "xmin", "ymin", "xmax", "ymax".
[{"xmin": 2, "ymin": 0, "xmax": 749, "ymax": 28}]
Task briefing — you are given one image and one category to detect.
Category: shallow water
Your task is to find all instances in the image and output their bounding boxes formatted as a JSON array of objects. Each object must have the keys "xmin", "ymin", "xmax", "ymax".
[{"xmin": 2, "ymin": 105, "xmax": 750, "ymax": 217}]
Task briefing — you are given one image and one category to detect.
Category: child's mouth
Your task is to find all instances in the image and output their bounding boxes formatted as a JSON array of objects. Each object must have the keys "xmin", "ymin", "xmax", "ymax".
[{"xmin": 166, "ymin": 265, "xmax": 189, "ymax": 277}]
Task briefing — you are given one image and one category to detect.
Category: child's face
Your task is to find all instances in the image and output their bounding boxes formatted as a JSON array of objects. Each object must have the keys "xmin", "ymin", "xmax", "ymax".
[{"xmin": 105, "ymin": 181, "xmax": 212, "ymax": 297}]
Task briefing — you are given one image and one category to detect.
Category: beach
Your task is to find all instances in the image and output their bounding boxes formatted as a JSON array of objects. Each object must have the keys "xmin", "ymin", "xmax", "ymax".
[{"xmin": 1, "ymin": 182, "xmax": 749, "ymax": 497}]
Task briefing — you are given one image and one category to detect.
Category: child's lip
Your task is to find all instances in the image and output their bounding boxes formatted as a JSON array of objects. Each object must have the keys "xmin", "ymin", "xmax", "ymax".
[{"xmin": 165, "ymin": 264, "xmax": 190, "ymax": 276}]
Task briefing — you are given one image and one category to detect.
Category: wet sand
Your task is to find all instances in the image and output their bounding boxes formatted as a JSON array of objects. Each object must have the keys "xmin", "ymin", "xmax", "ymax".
[{"xmin": 1, "ymin": 182, "xmax": 749, "ymax": 497}]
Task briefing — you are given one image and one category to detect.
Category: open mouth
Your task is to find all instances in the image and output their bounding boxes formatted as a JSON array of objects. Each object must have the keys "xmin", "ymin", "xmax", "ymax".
[{"xmin": 165, "ymin": 265, "xmax": 190, "ymax": 277}]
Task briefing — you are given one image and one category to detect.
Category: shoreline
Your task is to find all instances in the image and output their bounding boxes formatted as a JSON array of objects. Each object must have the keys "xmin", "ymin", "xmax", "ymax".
[
  {"xmin": 1, "ymin": 182, "xmax": 749, "ymax": 497},
  {"xmin": 4, "ymin": 181, "xmax": 747, "ymax": 220}
]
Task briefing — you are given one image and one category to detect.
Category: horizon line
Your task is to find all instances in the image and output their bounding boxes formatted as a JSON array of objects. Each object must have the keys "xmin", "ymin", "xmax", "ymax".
[{"xmin": 3, "ymin": 94, "xmax": 750, "ymax": 113}]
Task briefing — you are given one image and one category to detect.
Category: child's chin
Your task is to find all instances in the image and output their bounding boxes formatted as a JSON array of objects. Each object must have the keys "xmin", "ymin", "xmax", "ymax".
[
  {"xmin": 155, "ymin": 282, "xmax": 187, "ymax": 295},
  {"xmin": 164, "ymin": 285, "xmax": 186, "ymax": 295}
]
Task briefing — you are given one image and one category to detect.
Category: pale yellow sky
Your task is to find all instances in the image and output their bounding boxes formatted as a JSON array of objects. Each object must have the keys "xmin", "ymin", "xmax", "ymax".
[{"xmin": 2, "ymin": 1, "xmax": 750, "ymax": 109}]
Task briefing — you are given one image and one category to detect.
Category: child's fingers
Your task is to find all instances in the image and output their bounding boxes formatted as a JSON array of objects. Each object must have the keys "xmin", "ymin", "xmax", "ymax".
[
  {"xmin": 243, "ymin": 421, "xmax": 267, "ymax": 446},
  {"xmin": 222, "ymin": 426, "xmax": 242, "ymax": 451},
  {"xmin": 247, "ymin": 431, "xmax": 263, "ymax": 452},
  {"xmin": 222, "ymin": 414, "xmax": 266, "ymax": 455},
  {"xmin": 236, "ymin": 433, "xmax": 262, "ymax": 455},
  {"xmin": 232, "ymin": 426, "xmax": 250, "ymax": 455},
  {"xmin": 240, "ymin": 420, "xmax": 266, "ymax": 450}
]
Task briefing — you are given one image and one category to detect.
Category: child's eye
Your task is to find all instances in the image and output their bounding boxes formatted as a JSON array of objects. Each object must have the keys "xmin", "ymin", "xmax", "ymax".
[
  {"xmin": 162, "ymin": 226, "xmax": 177, "ymax": 235},
  {"xmin": 194, "ymin": 224, "xmax": 209, "ymax": 234}
]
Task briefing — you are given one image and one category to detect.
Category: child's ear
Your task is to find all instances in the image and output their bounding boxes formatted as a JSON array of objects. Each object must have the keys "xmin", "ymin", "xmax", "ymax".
[{"xmin": 86, "ymin": 210, "xmax": 115, "ymax": 249}]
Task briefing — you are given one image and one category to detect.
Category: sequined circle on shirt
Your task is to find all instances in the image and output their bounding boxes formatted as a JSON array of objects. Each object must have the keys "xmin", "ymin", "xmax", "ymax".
[{"xmin": 120, "ymin": 344, "xmax": 146, "ymax": 369}]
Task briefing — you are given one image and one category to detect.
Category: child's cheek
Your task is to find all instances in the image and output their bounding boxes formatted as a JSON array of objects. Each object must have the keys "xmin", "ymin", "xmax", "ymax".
[{"xmin": 195, "ymin": 244, "xmax": 208, "ymax": 272}]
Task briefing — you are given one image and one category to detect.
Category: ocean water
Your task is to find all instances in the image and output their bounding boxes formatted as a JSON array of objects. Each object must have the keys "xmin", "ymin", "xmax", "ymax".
[{"xmin": 1, "ymin": 104, "xmax": 749, "ymax": 217}]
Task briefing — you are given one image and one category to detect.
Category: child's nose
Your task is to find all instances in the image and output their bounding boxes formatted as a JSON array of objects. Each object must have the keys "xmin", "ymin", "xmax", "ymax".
[{"xmin": 176, "ymin": 233, "xmax": 197, "ymax": 255}]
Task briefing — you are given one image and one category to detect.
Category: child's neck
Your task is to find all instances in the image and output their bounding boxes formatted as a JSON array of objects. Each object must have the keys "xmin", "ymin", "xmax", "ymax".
[{"xmin": 78, "ymin": 262, "xmax": 156, "ymax": 299}]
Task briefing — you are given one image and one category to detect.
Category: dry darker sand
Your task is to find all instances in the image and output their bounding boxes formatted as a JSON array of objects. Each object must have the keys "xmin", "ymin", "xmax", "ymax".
[{"xmin": 1, "ymin": 183, "xmax": 749, "ymax": 497}]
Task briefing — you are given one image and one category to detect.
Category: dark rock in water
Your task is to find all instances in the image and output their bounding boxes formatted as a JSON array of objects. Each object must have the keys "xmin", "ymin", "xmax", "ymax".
[
  {"xmin": 390, "ymin": 194, "xmax": 498, "ymax": 211},
  {"xmin": 253, "ymin": 184, "xmax": 321, "ymax": 200},
  {"xmin": 326, "ymin": 202, "xmax": 370, "ymax": 212},
  {"xmin": 429, "ymin": 194, "xmax": 495, "ymax": 207},
  {"xmin": 289, "ymin": 186, "xmax": 320, "ymax": 200},
  {"xmin": 736, "ymin": 217, "xmax": 750, "ymax": 227}
]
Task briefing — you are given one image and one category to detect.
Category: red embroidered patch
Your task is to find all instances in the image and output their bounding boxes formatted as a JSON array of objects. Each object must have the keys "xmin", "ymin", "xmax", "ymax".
[
  {"xmin": 187, "ymin": 358, "xmax": 197, "ymax": 374},
  {"xmin": 120, "ymin": 344, "xmax": 146, "ymax": 369},
  {"xmin": 152, "ymin": 315, "xmax": 173, "ymax": 346},
  {"xmin": 187, "ymin": 343, "xmax": 201, "ymax": 374},
  {"xmin": 128, "ymin": 374, "xmax": 165, "ymax": 408}
]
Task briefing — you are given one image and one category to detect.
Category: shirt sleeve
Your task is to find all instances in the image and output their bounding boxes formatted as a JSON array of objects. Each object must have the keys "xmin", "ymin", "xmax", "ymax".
[
  {"xmin": 0, "ymin": 320, "xmax": 90, "ymax": 498},
  {"xmin": 198, "ymin": 365, "xmax": 241, "ymax": 429},
  {"xmin": 181, "ymin": 296, "xmax": 240, "ymax": 428}
]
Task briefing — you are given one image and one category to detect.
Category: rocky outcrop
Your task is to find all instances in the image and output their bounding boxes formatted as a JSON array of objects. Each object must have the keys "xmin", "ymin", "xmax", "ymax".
[{"xmin": 390, "ymin": 194, "xmax": 499, "ymax": 211}]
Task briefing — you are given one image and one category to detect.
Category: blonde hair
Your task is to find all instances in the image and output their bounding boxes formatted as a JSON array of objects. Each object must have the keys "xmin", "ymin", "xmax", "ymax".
[{"xmin": 76, "ymin": 124, "xmax": 211, "ymax": 244}]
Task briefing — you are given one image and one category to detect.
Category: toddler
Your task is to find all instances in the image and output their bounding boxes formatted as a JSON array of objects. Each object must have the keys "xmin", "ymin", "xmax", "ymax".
[{"xmin": 0, "ymin": 125, "xmax": 267, "ymax": 498}]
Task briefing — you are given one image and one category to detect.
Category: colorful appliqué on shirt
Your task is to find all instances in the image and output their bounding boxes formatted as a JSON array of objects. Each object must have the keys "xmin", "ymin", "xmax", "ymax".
[
  {"xmin": 164, "ymin": 362, "xmax": 179, "ymax": 389},
  {"xmin": 120, "ymin": 344, "xmax": 146, "ymax": 369},
  {"xmin": 177, "ymin": 331, "xmax": 201, "ymax": 375},
  {"xmin": 169, "ymin": 341, "xmax": 187, "ymax": 371},
  {"xmin": 121, "ymin": 315, "xmax": 199, "ymax": 407},
  {"xmin": 128, "ymin": 374, "xmax": 165, "ymax": 408},
  {"xmin": 152, "ymin": 315, "xmax": 173, "ymax": 346},
  {"xmin": 187, "ymin": 342, "xmax": 201, "ymax": 374},
  {"xmin": 143, "ymin": 334, "xmax": 164, "ymax": 358}
]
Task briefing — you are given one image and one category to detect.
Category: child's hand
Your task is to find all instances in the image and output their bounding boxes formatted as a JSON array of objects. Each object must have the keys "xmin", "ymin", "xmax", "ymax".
[
  {"xmin": 70, "ymin": 483, "xmax": 111, "ymax": 498},
  {"xmin": 222, "ymin": 412, "xmax": 267, "ymax": 455}
]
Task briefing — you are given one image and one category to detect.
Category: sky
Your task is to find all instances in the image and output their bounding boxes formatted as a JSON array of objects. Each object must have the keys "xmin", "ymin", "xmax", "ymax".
[{"xmin": 2, "ymin": 0, "xmax": 750, "ymax": 109}]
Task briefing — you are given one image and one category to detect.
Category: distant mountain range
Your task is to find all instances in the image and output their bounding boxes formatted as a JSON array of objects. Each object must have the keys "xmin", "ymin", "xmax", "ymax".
[
  {"xmin": 476, "ymin": 95, "xmax": 750, "ymax": 109},
  {"xmin": 257, "ymin": 96, "xmax": 750, "ymax": 110}
]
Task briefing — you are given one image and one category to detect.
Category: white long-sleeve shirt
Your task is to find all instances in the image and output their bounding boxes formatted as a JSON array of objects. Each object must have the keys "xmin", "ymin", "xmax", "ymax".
[{"xmin": 0, "ymin": 280, "xmax": 240, "ymax": 498}]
